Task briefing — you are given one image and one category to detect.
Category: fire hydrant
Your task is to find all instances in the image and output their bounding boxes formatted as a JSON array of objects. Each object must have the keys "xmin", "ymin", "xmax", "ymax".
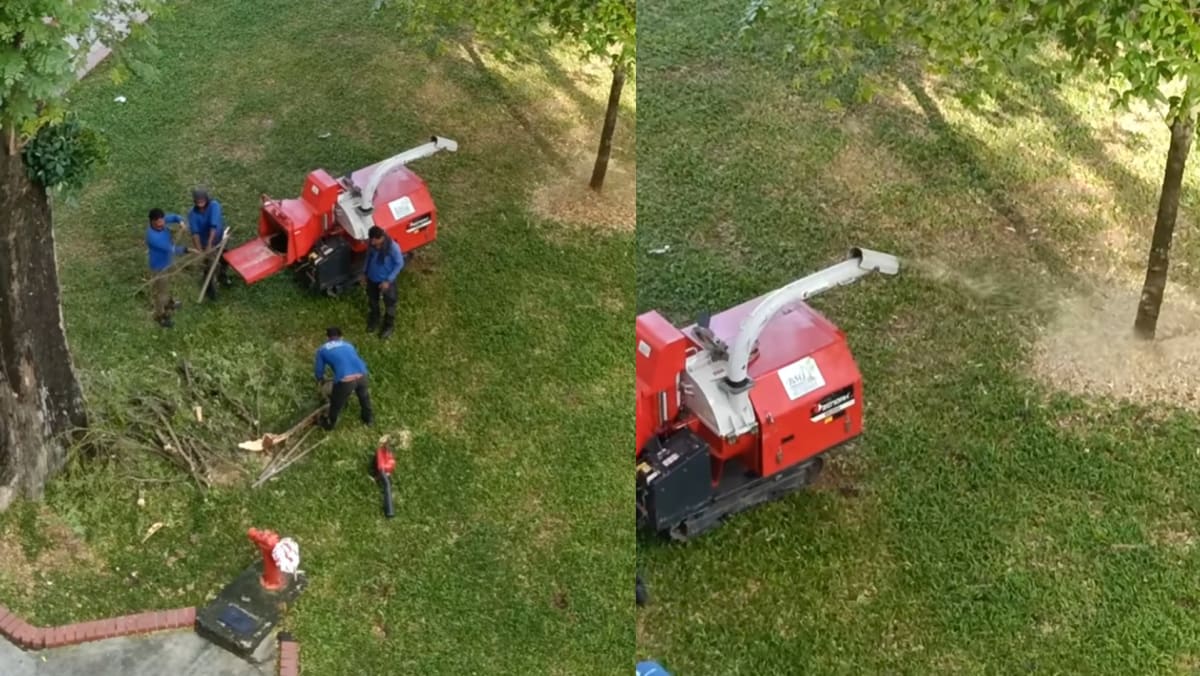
[{"xmin": 248, "ymin": 528, "xmax": 300, "ymax": 591}]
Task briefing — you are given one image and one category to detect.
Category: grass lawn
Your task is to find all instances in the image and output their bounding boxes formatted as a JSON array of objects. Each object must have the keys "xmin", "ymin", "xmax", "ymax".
[
  {"xmin": 0, "ymin": 1, "xmax": 633, "ymax": 674},
  {"xmin": 638, "ymin": 0, "xmax": 1200, "ymax": 673}
]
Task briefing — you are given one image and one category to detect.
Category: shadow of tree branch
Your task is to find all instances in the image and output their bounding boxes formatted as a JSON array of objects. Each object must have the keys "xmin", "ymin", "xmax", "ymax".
[{"xmin": 460, "ymin": 41, "xmax": 568, "ymax": 170}]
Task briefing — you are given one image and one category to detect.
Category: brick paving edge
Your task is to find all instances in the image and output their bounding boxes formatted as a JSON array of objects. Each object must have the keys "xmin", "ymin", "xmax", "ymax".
[
  {"xmin": 0, "ymin": 604, "xmax": 197, "ymax": 650},
  {"xmin": 278, "ymin": 632, "xmax": 301, "ymax": 676},
  {"xmin": 0, "ymin": 604, "xmax": 301, "ymax": 672}
]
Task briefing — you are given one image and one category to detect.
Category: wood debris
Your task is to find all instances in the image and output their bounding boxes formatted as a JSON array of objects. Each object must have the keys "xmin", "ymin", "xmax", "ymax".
[
  {"xmin": 142, "ymin": 522, "xmax": 165, "ymax": 543},
  {"xmin": 239, "ymin": 405, "xmax": 327, "ymax": 452},
  {"xmin": 74, "ymin": 358, "xmax": 324, "ymax": 490}
]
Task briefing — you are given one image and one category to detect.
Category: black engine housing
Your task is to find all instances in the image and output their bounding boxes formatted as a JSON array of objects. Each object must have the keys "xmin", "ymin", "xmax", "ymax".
[{"xmin": 294, "ymin": 237, "xmax": 365, "ymax": 296}]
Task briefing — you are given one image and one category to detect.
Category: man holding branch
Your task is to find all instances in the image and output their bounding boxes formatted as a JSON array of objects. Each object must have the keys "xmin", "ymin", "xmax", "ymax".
[
  {"xmin": 188, "ymin": 186, "xmax": 233, "ymax": 301},
  {"xmin": 145, "ymin": 208, "xmax": 192, "ymax": 328}
]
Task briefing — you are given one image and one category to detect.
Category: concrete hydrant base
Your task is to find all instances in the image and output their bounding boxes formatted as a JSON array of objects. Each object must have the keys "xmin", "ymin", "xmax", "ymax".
[{"xmin": 195, "ymin": 560, "xmax": 307, "ymax": 663}]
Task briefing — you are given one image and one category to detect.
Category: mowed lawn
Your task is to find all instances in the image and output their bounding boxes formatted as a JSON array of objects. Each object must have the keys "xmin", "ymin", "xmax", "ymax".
[
  {"xmin": 0, "ymin": 1, "xmax": 633, "ymax": 674},
  {"xmin": 638, "ymin": 1, "xmax": 1200, "ymax": 674}
]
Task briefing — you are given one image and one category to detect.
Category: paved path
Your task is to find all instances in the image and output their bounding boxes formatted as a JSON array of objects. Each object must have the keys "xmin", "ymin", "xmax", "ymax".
[
  {"xmin": 70, "ymin": 9, "xmax": 150, "ymax": 79},
  {"xmin": 1, "ymin": 630, "xmax": 268, "ymax": 676}
]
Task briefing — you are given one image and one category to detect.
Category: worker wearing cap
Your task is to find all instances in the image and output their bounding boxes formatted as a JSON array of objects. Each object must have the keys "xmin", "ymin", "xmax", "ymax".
[
  {"xmin": 363, "ymin": 225, "xmax": 404, "ymax": 340},
  {"xmin": 314, "ymin": 327, "xmax": 374, "ymax": 430},
  {"xmin": 145, "ymin": 207, "xmax": 190, "ymax": 328},
  {"xmin": 188, "ymin": 186, "xmax": 232, "ymax": 300}
]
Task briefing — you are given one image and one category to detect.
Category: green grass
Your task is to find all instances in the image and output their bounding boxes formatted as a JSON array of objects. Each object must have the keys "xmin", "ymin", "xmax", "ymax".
[
  {"xmin": 0, "ymin": 1, "xmax": 633, "ymax": 674},
  {"xmin": 638, "ymin": 1, "xmax": 1200, "ymax": 674}
]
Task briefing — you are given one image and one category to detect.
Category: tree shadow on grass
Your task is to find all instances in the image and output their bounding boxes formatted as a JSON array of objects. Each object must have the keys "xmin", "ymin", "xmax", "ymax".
[
  {"xmin": 530, "ymin": 47, "xmax": 607, "ymax": 125},
  {"xmin": 898, "ymin": 74, "xmax": 1077, "ymax": 281},
  {"xmin": 459, "ymin": 41, "xmax": 568, "ymax": 170}
]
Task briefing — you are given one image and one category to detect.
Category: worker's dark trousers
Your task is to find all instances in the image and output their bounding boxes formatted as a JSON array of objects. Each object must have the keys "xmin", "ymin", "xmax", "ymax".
[
  {"xmin": 323, "ymin": 377, "xmax": 373, "ymax": 429},
  {"xmin": 366, "ymin": 280, "xmax": 398, "ymax": 323}
]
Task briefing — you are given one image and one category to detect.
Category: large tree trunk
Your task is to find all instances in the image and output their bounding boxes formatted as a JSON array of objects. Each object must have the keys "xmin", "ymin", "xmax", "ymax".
[
  {"xmin": 589, "ymin": 64, "xmax": 626, "ymax": 191},
  {"xmin": 1134, "ymin": 113, "xmax": 1195, "ymax": 340},
  {"xmin": 0, "ymin": 144, "xmax": 88, "ymax": 512}
]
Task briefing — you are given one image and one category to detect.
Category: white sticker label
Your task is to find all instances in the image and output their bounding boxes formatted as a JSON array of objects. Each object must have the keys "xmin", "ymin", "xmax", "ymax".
[
  {"xmin": 637, "ymin": 340, "xmax": 651, "ymax": 358},
  {"xmin": 777, "ymin": 356, "xmax": 826, "ymax": 400},
  {"xmin": 272, "ymin": 537, "xmax": 301, "ymax": 575},
  {"xmin": 387, "ymin": 196, "xmax": 415, "ymax": 220}
]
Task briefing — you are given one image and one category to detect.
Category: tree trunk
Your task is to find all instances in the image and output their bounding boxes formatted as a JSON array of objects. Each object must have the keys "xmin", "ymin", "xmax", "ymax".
[
  {"xmin": 589, "ymin": 64, "xmax": 626, "ymax": 192},
  {"xmin": 0, "ymin": 144, "xmax": 88, "ymax": 512},
  {"xmin": 1134, "ymin": 113, "xmax": 1195, "ymax": 340}
]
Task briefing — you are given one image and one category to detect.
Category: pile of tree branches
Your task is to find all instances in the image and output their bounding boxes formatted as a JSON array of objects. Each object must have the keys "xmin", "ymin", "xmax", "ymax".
[{"xmin": 74, "ymin": 355, "xmax": 322, "ymax": 489}]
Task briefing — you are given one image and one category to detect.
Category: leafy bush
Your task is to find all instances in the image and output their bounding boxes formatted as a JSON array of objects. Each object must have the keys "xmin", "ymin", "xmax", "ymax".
[{"xmin": 21, "ymin": 114, "xmax": 110, "ymax": 192}]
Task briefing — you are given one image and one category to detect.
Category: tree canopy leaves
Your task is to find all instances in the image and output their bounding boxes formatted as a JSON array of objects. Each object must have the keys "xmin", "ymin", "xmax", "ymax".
[
  {"xmin": 371, "ymin": 0, "xmax": 635, "ymax": 71},
  {"xmin": 741, "ymin": 0, "xmax": 1200, "ymax": 121},
  {"xmin": 0, "ymin": 0, "xmax": 164, "ymax": 146}
]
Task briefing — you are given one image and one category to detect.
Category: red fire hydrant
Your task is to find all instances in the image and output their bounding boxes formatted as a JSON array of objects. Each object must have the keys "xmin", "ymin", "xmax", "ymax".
[{"xmin": 248, "ymin": 528, "xmax": 285, "ymax": 591}]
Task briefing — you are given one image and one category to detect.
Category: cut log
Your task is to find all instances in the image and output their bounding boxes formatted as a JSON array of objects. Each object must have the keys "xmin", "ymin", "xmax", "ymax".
[{"xmin": 238, "ymin": 404, "xmax": 328, "ymax": 452}]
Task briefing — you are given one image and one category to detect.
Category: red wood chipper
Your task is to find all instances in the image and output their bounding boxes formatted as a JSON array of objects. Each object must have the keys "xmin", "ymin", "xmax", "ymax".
[
  {"xmin": 635, "ymin": 247, "xmax": 901, "ymax": 542},
  {"xmin": 224, "ymin": 136, "xmax": 458, "ymax": 295}
]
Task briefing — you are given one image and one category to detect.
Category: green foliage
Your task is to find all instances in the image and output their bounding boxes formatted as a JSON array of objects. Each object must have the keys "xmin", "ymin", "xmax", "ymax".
[
  {"xmin": 542, "ymin": 0, "xmax": 636, "ymax": 69},
  {"xmin": 0, "ymin": 0, "xmax": 162, "ymax": 148},
  {"xmin": 740, "ymin": 0, "xmax": 1200, "ymax": 121},
  {"xmin": 21, "ymin": 113, "xmax": 109, "ymax": 190},
  {"xmin": 371, "ymin": 0, "xmax": 635, "ymax": 70}
]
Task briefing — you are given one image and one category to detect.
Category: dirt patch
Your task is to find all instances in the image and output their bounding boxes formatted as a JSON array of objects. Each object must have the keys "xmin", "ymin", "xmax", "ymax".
[
  {"xmin": 826, "ymin": 136, "xmax": 917, "ymax": 203},
  {"xmin": 1174, "ymin": 654, "xmax": 1200, "ymax": 673},
  {"xmin": 0, "ymin": 533, "xmax": 34, "ymax": 590},
  {"xmin": 530, "ymin": 153, "xmax": 635, "ymax": 232},
  {"xmin": 1154, "ymin": 528, "xmax": 1196, "ymax": 550},
  {"xmin": 430, "ymin": 393, "xmax": 467, "ymax": 436},
  {"xmin": 1024, "ymin": 172, "xmax": 1115, "ymax": 227},
  {"xmin": 0, "ymin": 507, "xmax": 104, "ymax": 594},
  {"xmin": 693, "ymin": 219, "xmax": 750, "ymax": 265},
  {"xmin": 414, "ymin": 65, "xmax": 470, "ymax": 112},
  {"xmin": 1031, "ymin": 281, "xmax": 1200, "ymax": 410},
  {"xmin": 208, "ymin": 459, "xmax": 249, "ymax": 488},
  {"xmin": 599, "ymin": 288, "xmax": 626, "ymax": 314}
]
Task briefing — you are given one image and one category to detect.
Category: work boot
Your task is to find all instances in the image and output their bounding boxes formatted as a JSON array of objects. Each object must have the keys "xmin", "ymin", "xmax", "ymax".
[
  {"xmin": 366, "ymin": 311, "xmax": 380, "ymax": 333},
  {"xmin": 379, "ymin": 315, "xmax": 395, "ymax": 340},
  {"xmin": 157, "ymin": 317, "xmax": 174, "ymax": 328}
]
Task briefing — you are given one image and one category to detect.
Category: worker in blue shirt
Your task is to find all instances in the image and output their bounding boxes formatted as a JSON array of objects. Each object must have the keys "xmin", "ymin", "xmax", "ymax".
[
  {"xmin": 145, "ymin": 207, "xmax": 191, "ymax": 328},
  {"xmin": 313, "ymin": 327, "xmax": 374, "ymax": 430},
  {"xmin": 362, "ymin": 225, "xmax": 404, "ymax": 339},
  {"xmin": 188, "ymin": 186, "xmax": 233, "ymax": 300}
]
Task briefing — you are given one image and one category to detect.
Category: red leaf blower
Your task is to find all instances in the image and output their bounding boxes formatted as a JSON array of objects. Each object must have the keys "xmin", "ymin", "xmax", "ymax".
[{"xmin": 373, "ymin": 444, "xmax": 396, "ymax": 518}]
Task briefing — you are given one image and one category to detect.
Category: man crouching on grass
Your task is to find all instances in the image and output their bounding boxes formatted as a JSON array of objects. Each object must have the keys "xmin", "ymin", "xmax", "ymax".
[{"xmin": 314, "ymin": 327, "xmax": 374, "ymax": 430}]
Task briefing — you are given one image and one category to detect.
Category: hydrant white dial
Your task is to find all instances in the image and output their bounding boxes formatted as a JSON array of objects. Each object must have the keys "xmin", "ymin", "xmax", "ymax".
[{"xmin": 272, "ymin": 538, "xmax": 300, "ymax": 575}]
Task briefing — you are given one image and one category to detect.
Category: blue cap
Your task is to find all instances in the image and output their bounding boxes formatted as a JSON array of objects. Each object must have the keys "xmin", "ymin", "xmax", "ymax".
[{"xmin": 636, "ymin": 661, "xmax": 671, "ymax": 676}]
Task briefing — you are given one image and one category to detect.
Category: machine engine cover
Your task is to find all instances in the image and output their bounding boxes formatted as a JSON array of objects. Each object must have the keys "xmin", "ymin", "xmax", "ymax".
[
  {"xmin": 637, "ymin": 428, "xmax": 712, "ymax": 533},
  {"xmin": 295, "ymin": 237, "xmax": 363, "ymax": 294}
]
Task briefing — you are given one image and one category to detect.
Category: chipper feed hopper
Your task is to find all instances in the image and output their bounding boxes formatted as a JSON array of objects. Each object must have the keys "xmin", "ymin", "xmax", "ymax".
[
  {"xmin": 635, "ymin": 247, "xmax": 900, "ymax": 541},
  {"xmin": 224, "ymin": 136, "xmax": 458, "ymax": 296}
]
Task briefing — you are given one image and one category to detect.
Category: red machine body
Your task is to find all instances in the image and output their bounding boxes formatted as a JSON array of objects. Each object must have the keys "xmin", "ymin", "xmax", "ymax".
[
  {"xmin": 635, "ymin": 248, "xmax": 899, "ymax": 541},
  {"xmin": 224, "ymin": 137, "xmax": 456, "ymax": 293},
  {"xmin": 637, "ymin": 299, "xmax": 862, "ymax": 482}
]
